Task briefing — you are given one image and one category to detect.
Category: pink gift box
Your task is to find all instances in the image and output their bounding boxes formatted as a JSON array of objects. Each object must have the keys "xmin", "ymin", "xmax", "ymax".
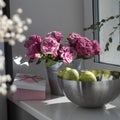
[{"xmin": 12, "ymin": 89, "xmax": 46, "ymax": 101}]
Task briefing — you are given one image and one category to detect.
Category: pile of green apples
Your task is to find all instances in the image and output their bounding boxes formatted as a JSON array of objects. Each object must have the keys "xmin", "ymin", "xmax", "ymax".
[{"xmin": 58, "ymin": 67, "xmax": 111, "ymax": 82}]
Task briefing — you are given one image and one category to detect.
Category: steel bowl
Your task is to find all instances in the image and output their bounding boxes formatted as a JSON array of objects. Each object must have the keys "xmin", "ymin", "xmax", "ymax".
[{"xmin": 61, "ymin": 69, "xmax": 120, "ymax": 108}]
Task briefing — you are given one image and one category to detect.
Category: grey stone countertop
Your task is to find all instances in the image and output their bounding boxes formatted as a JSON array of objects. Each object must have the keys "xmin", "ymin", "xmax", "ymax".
[{"xmin": 9, "ymin": 95, "xmax": 120, "ymax": 120}]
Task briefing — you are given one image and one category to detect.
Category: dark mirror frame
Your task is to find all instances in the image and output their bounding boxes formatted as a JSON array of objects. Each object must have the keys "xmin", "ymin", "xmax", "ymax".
[
  {"xmin": 92, "ymin": 0, "xmax": 100, "ymax": 63},
  {"xmin": 3, "ymin": 0, "xmax": 13, "ymax": 83}
]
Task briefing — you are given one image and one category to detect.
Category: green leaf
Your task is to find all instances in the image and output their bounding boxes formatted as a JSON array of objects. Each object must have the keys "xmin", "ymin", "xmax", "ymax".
[
  {"xmin": 106, "ymin": 47, "xmax": 109, "ymax": 51},
  {"xmin": 36, "ymin": 60, "xmax": 41, "ymax": 64},
  {"xmin": 106, "ymin": 42, "xmax": 109, "ymax": 47},
  {"xmin": 89, "ymin": 24, "xmax": 96, "ymax": 30},
  {"xmin": 117, "ymin": 45, "xmax": 120, "ymax": 51},
  {"xmin": 46, "ymin": 59, "xmax": 57, "ymax": 67},
  {"xmin": 83, "ymin": 28, "xmax": 87, "ymax": 31},
  {"xmin": 101, "ymin": 19, "xmax": 106, "ymax": 22},
  {"xmin": 109, "ymin": 37, "xmax": 112, "ymax": 43},
  {"xmin": 96, "ymin": 22, "xmax": 101, "ymax": 25},
  {"xmin": 104, "ymin": 47, "xmax": 109, "ymax": 51},
  {"xmin": 110, "ymin": 16, "xmax": 115, "ymax": 19},
  {"xmin": 99, "ymin": 23, "xmax": 104, "ymax": 28},
  {"xmin": 104, "ymin": 48, "xmax": 107, "ymax": 51},
  {"xmin": 105, "ymin": 44, "xmax": 109, "ymax": 51},
  {"xmin": 49, "ymin": 54, "xmax": 54, "ymax": 59},
  {"xmin": 106, "ymin": 16, "xmax": 114, "ymax": 21},
  {"xmin": 116, "ymin": 15, "xmax": 120, "ymax": 18}
]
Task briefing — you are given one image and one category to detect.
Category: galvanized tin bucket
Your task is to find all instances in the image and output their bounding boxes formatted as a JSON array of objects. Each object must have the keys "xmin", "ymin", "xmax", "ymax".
[{"xmin": 47, "ymin": 62, "xmax": 64, "ymax": 96}]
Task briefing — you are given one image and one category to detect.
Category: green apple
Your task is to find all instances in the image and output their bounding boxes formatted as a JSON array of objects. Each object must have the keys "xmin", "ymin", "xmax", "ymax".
[
  {"xmin": 58, "ymin": 67, "xmax": 71, "ymax": 78},
  {"xmin": 103, "ymin": 70, "xmax": 111, "ymax": 78},
  {"xmin": 79, "ymin": 71, "xmax": 97, "ymax": 82},
  {"xmin": 90, "ymin": 70, "xmax": 102, "ymax": 78},
  {"xmin": 63, "ymin": 69, "xmax": 79, "ymax": 80},
  {"xmin": 112, "ymin": 71, "xmax": 120, "ymax": 79}
]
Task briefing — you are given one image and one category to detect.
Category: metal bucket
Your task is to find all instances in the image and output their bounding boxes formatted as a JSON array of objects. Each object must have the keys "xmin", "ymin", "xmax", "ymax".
[{"xmin": 47, "ymin": 62, "xmax": 64, "ymax": 96}]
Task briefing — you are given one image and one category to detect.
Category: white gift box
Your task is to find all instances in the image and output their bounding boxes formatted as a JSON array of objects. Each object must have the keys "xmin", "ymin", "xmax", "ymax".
[
  {"xmin": 12, "ymin": 73, "xmax": 46, "ymax": 100},
  {"xmin": 14, "ymin": 73, "xmax": 46, "ymax": 91}
]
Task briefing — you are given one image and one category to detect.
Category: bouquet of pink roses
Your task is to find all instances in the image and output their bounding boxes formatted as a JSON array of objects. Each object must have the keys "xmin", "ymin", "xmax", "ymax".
[{"xmin": 24, "ymin": 31, "xmax": 101, "ymax": 67}]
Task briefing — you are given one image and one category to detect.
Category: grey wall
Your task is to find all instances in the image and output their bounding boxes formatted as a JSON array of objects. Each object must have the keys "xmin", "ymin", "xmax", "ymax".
[{"xmin": 9, "ymin": 0, "xmax": 84, "ymax": 90}]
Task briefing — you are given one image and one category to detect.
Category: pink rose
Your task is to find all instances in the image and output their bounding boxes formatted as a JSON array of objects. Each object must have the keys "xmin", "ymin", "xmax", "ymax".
[
  {"xmin": 26, "ymin": 44, "xmax": 41, "ymax": 60},
  {"xmin": 24, "ymin": 35, "xmax": 42, "ymax": 48},
  {"xmin": 67, "ymin": 32, "xmax": 82, "ymax": 46},
  {"xmin": 92, "ymin": 40, "xmax": 102, "ymax": 55},
  {"xmin": 47, "ymin": 31, "xmax": 63, "ymax": 43},
  {"xmin": 76, "ymin": 37, "xmax": 94, "ymax": 58},
  {"xmin": 59, "ymin": 44, "xmax": 77, "ymax": 64},
  {"xmin": 41, "ymin": 36, "xmax": 60, "ymax": 57}
]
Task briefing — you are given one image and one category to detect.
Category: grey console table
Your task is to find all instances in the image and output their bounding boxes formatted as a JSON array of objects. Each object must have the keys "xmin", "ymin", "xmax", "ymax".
[{"xmin": 7, "ymin": 95, "xmax": 120, "ymax": 120}]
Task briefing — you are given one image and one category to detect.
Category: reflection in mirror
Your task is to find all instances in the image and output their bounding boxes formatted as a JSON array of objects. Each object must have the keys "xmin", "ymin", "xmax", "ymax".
[{"xmin": 93, "ymin": 0, "xmax": 120, "ymax": 66}]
